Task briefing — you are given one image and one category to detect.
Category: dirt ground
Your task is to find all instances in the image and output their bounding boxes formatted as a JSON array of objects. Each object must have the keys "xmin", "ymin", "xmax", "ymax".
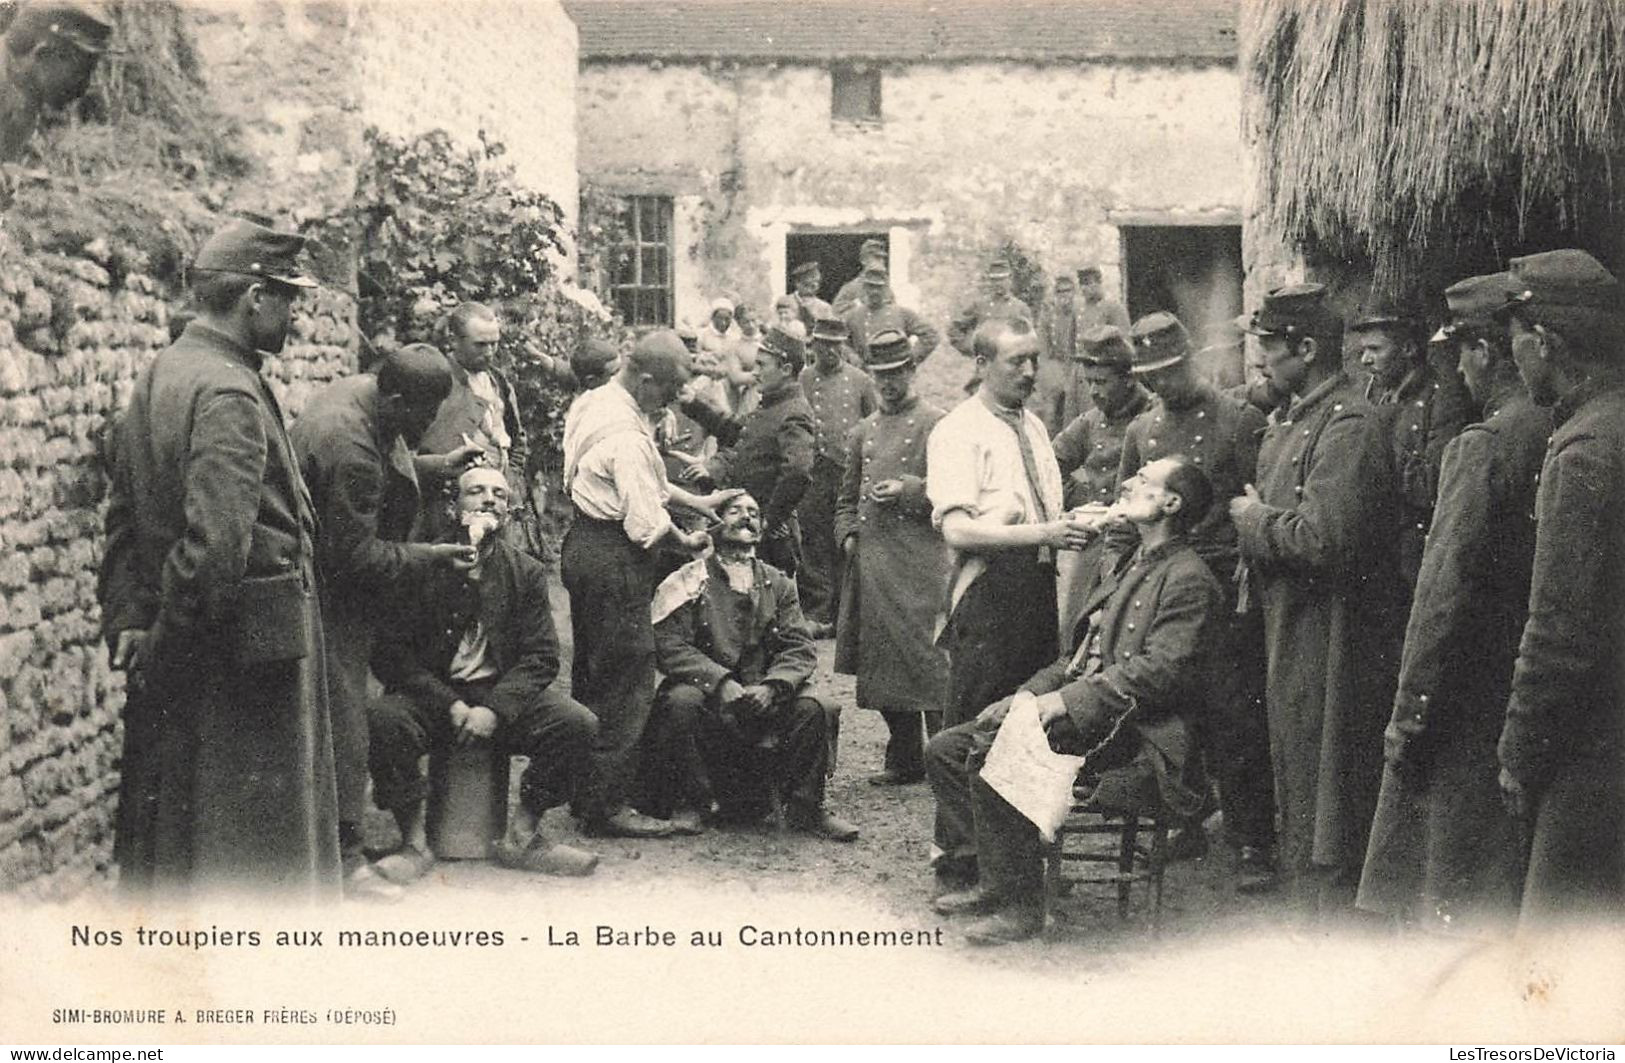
[{"xmin": 364, "ymin": 581, "xmax": 1285, "ymax": 968}]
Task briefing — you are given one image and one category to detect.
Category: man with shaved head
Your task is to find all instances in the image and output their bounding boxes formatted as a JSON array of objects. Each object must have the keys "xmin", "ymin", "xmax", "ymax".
[
  {"xmin": 293, "ymin": 343, "xmax": 483, "ymax": 900},
  {"xmin": 562, "ymin": 329, "xmax": 728, "ymax": 838}
]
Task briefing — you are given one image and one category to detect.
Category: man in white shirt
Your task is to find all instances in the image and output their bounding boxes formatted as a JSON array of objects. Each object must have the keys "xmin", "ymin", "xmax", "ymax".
[
  {"xmin": 925, "ymin": 316, "xmax": 1093, "ymax": 887},
  {"xmin": 561, "ymin": 330, "xmax": 725, "ymax": 838}
]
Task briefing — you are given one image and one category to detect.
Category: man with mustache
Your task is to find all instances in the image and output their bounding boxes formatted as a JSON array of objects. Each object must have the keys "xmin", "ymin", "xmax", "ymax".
[
  {"xmin": 643, "ymin": 491, "xmax": 859, "ymax": 840},
  {"xmin": 925, "ymin": 316, "xmax": 1094, "ymax": 891},
  {"xmin": 366, "ymin": 465, "xmax": 601, "ymax": 883}
]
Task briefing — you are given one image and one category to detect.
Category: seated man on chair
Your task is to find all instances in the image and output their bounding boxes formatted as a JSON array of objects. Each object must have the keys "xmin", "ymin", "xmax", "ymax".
[
  {"xmin": 642, "ymin": 490, "xmax": 859, "ymax": 841},
  {"xmin": 368, "ymin": 464, "xmax": 601, "ymax": 883},
  {"xmin": 926, "ymin": 456, "xmax": 1223, "ymax": 944}
]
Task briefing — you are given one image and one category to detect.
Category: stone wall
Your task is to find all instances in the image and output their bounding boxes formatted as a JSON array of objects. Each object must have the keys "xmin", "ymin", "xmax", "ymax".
[
  {"xmin": 579, "ymin": 58, "xmax": 1241, "ymax": 408},
  {"xmin": 0, "ymin": 0, "xmax": 580, "ymax": 895},
  {"xmin": 0, "ymin": 231, "xmax": 357, "ymax": 898},
  {"xmin": 355, "ymin": 0, "xmax": 581, "ymax": 232}
]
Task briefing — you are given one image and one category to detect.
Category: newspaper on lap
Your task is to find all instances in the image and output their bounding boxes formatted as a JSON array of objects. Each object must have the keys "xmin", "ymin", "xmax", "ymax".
[{"xmin": 978, "ymin": 691, "xmax": 1086, "ymax": 842}]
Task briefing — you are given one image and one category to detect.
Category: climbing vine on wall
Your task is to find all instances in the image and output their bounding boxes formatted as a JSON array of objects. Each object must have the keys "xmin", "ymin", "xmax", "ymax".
[{"xmin": 348, "ymin": 127, "xmax": 616, "ymax": 468}]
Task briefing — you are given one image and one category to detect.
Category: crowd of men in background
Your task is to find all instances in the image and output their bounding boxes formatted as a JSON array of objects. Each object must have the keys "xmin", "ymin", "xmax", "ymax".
[{"xmin": 98, "ymin": 215, "xmax": 1625, "ymax": 947}]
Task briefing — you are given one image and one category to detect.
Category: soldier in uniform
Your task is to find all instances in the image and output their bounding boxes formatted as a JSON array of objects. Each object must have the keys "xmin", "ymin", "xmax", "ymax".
[
  {"xmin": 100, "ymin": 219, "xmax": 339, "ymax": 900},
  {"xmin": 1034, "ymin": 273, "xmax": 1080, "ymax": 434},
  {"xmin": 293, "ymin": 344, "xmax": 480, "ymax": 901},
  {"xmin": 788, "ymin": 260, "xmax": 832, "ymax": 336},
  {"xmin": 1, "ymin": 0, "xmax": 112, "ymax": 162},
  {"xmin": 831, "ymin": 238, "xmax": 889, "ymax": 316},
  {"xmin": 1231, "ymin": 284, "xmax": 1405, "ymax": 917},
  {"xmin": 842, "ymin": 267, "xmax": 940, "ymax": 366},
  {"xmin": 949, "ymin": 260, "xmax": 1035, "ymax": 396},
  {"xmin": 1049, "ymin": 326, "xmax": 1151, "ymax": 642},
  {"xmin": 1349, "ymin": 300, "xmax": 1471, "ymax": 588},
  {"xmin": 834, "ymin": 329, "xmax": 949, "ymax": 786},
  {"xmin": 796, "ymin": 311, "xmax": 878, "ymax": 634},
  {"xmin": 1495, "ymin": 249, "xmax": 1625, "ymax": 927},
  {"xmin": 1119, "ymin": 312, "xmax": 1277, "ymax": 889},
  {"xmin": 681, "ymin": 326, "xmax": 819, "ymax": 576},
  {"xmin": 1358, "ymin": 271, "xmax": 1545, "ymax": 931}
]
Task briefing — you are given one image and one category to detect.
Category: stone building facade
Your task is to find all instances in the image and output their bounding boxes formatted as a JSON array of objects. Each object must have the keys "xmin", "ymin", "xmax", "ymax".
[
  {"xmin": 0, "ymin": 0, "xmax": 579, "ymax": 896},
  {"xmin": 570, "ymin": 0, "xmax": 1241, "ymax": 407}
]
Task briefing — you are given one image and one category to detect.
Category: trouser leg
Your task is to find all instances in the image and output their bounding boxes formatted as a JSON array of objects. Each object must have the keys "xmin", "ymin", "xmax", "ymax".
[
  {"xmin": 882, "ymin": 711, "xmax": 927, "ymax": 777},
  {"xmin": 927, "ymin": 713, "xmax": 1000, "ymax": 865},
  {"xmin": 505, "ymin": 685, "xmax": 601, "ymax": 816},
  {"xmin": 326, "ymin": 614, "xmax": 375, "ymax": 872},
  {"xmin": 562, "ymin": 518, "xmax": 658, "ymax": 822},
  {"xmin": 1204, "ymin": 608, "xmax": 1276, "ymax": 850},
  {"xmin": 638, "ymin": 683, "xmax": 715, "ymax": 819},
  {"xmin": 970, "ymin": 769, "xmax": 1045, "ymax": 907},
  {"xmin": 779, "ymin": 694, "xmax": 831, "ymax": 815},
  {"xmin": 795, "ymin": 457, "xmax": 842, "ymax": 624},
  {"xmin": 365, "ymin": 691, "xmax": 445, "ymax": 815}
]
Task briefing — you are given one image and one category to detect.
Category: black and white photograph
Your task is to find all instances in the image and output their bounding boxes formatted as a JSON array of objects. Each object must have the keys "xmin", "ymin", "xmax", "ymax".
[{"xmin": 0, "ymin": 0, "xmax": 1623, "ymax": 1048}]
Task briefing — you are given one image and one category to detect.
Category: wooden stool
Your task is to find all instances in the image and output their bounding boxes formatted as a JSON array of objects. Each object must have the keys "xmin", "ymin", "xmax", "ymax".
[
  {"xmin": 426, "ymin": 740, "xmax": 510, "ymax": 860},
  {"xmin": 1044, "ymin": 768, "xmax": 1174, "ymax": 931}
]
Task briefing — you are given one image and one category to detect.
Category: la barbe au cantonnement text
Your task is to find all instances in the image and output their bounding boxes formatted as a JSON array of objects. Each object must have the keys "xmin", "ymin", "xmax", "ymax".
[{"xmin": 70, "ymin": 921, "xmax": 946, "ymax": 951}]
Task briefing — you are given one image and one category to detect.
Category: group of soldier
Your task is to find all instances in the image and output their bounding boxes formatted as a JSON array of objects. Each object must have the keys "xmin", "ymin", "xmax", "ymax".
[
  {"xmin": 919, "ymin": 248, "xmax": 1625, "ymax": 945},
  {"xmin": 95, "ymin": 211, "xmax": 1625, "ymax": 945}
]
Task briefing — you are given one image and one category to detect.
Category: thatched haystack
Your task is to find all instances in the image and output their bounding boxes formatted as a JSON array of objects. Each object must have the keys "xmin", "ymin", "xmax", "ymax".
[{"xmin": 1244, "ymin": 0, "xmax": 1625, "ymax": 294}]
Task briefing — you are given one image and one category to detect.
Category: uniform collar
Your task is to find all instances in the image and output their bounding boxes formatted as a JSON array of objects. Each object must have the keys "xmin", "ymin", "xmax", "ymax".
[
  {"xmin": 1553, "ymin": 374, "xmax": 1625, "ymax": 429},
  {"xmin": 1480, "ymin": 375, "xmax": 1527, "ymax": 422},
  {"xmin": 1285, "ymin": 371, "xmax": 1350, "ymax": 422},
  {"xmin": 1101, "ymin": 384, "xmax": 1152, "ymax": 424},
  {"xmin": 759, "ymin": 378, "xmax": 802, "ymax": 405},
  {"xmin": 185, "ymin": 321, "xmax": 263, "ymax": 372}
]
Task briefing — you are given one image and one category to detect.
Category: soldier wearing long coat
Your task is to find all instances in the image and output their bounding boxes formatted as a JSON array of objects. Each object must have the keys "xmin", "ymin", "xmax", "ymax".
[
  {"xmin": 1358, "ymin": 377, "xmax": 1546, "ymax": 927},
  {"xmin": 99, "ymin": 221, "xmax": 340, "ymax": 899},
  {"xmin": 833, "ymin": 331, "xmax": 948, "ymax": 783},
  {"xmin": 1493, "ymin": 249, "xmax": 1625, "ymax": 925},
  {"xmin": 1232, "ymin": 285, "xmax": 1405, "ymax": 913}
]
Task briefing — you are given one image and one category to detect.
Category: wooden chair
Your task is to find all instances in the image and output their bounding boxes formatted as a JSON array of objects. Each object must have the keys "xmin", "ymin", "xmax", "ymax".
[{"xmin": 1043, "ymin": 765, "xmax": 1174, "ymax": 931}]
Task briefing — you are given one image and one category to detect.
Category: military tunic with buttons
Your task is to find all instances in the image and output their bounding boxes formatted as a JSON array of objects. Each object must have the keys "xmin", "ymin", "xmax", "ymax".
[
  {"xmin": 1233, "ymin": 371, "xmax": 1405, "ymax": 883},
  {"xmin": 100, "ymin": 321, "xmax": 340, "ymax": 899},
  {"xmin": 1050, "ymin": 385, "xmax": 1152, "ymax": 641},
  {"xmin": 1118, "ymin": 382, "xmax": 1276, "ymax": 851},
  {"xmin": 1498, "ymin": 379, "xmax": 1625, "ymax": 923},
  {"xmin": 1118, "ymin": 383, "xmax": 1267, "ymax": 577},
  {"xmin": 796, "ymin": 359, "xmax": 878, "ymax": 623},
  {"xmin": 832, "ymin": 396, "xmax": 949, "ymax": 713},
  {"xmin": 1367, "ymin": 361, "xmax": 1471, "ymax": 587},
  {"xmin": 1358, "ymin": 380, "xmax": 1549, "ymax": 927}
]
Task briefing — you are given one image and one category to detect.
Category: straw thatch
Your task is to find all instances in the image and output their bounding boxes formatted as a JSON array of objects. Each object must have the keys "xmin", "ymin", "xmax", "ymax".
[{"xmin": 1245, "ymin": 0, "xmax": 1625, "ymax": 290}]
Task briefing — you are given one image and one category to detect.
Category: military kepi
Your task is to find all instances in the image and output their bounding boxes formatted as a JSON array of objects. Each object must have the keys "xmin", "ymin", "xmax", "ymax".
[
  {"xmin": 1238, "ymin": 282, "xmax": 1336, "ymax": 337},
  {"xmin": 1501, "ymin": 249, "xmax": 1624, "ymax": 312},
  {"xmin": 864, "ymin": 328, "xmax": 912, "ymax": 372},
  {"xmin": 1432, "ymin": 272, "xmax": 1517, "ymax": 342},
  {"xmin": 792, "ymin": 260, "xmax": 820, "ymax": 280},
  {"xmin": 10, "ymin": 0, "xmax": 113, "ymax": 53},
  {"xmin": 193, "ymin": 218, "xmax": 318, "ymax": 288},
  {"xmin": 1128, "ymin": 311, "xmax": 1190, "ymax": 373},
  {"xmin": 811, "ymin": 311, "xmax": 848, "ymax": 342},
  {"xmin": 1077, "ymin": 324, "xmax": 1132, "ymax": 369}
]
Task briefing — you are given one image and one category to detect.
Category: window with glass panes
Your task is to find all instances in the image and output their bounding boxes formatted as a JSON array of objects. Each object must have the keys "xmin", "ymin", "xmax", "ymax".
[{"xmin": 611, "ymin": 196, "xmax": 675, "ymax": 327}]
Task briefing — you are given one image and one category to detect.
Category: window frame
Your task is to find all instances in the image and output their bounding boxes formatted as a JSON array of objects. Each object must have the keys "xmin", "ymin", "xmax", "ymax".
[
  {"xmin": 830, "ymin": 63, "xmax": 882, "ymax": 124},
  {"xmin": 610, "ymin": 194, "xmax": 675, "ymax": 328}
]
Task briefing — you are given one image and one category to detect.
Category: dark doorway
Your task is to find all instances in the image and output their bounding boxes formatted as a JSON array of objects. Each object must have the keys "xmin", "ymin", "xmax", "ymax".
[
  {"xmin": 786, "ymin": 231, "xmax": 888, "ymax": 302},
  {"xmin": 1121, "ymin": 225, "xmax": 1244, "ymax": 384}
]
